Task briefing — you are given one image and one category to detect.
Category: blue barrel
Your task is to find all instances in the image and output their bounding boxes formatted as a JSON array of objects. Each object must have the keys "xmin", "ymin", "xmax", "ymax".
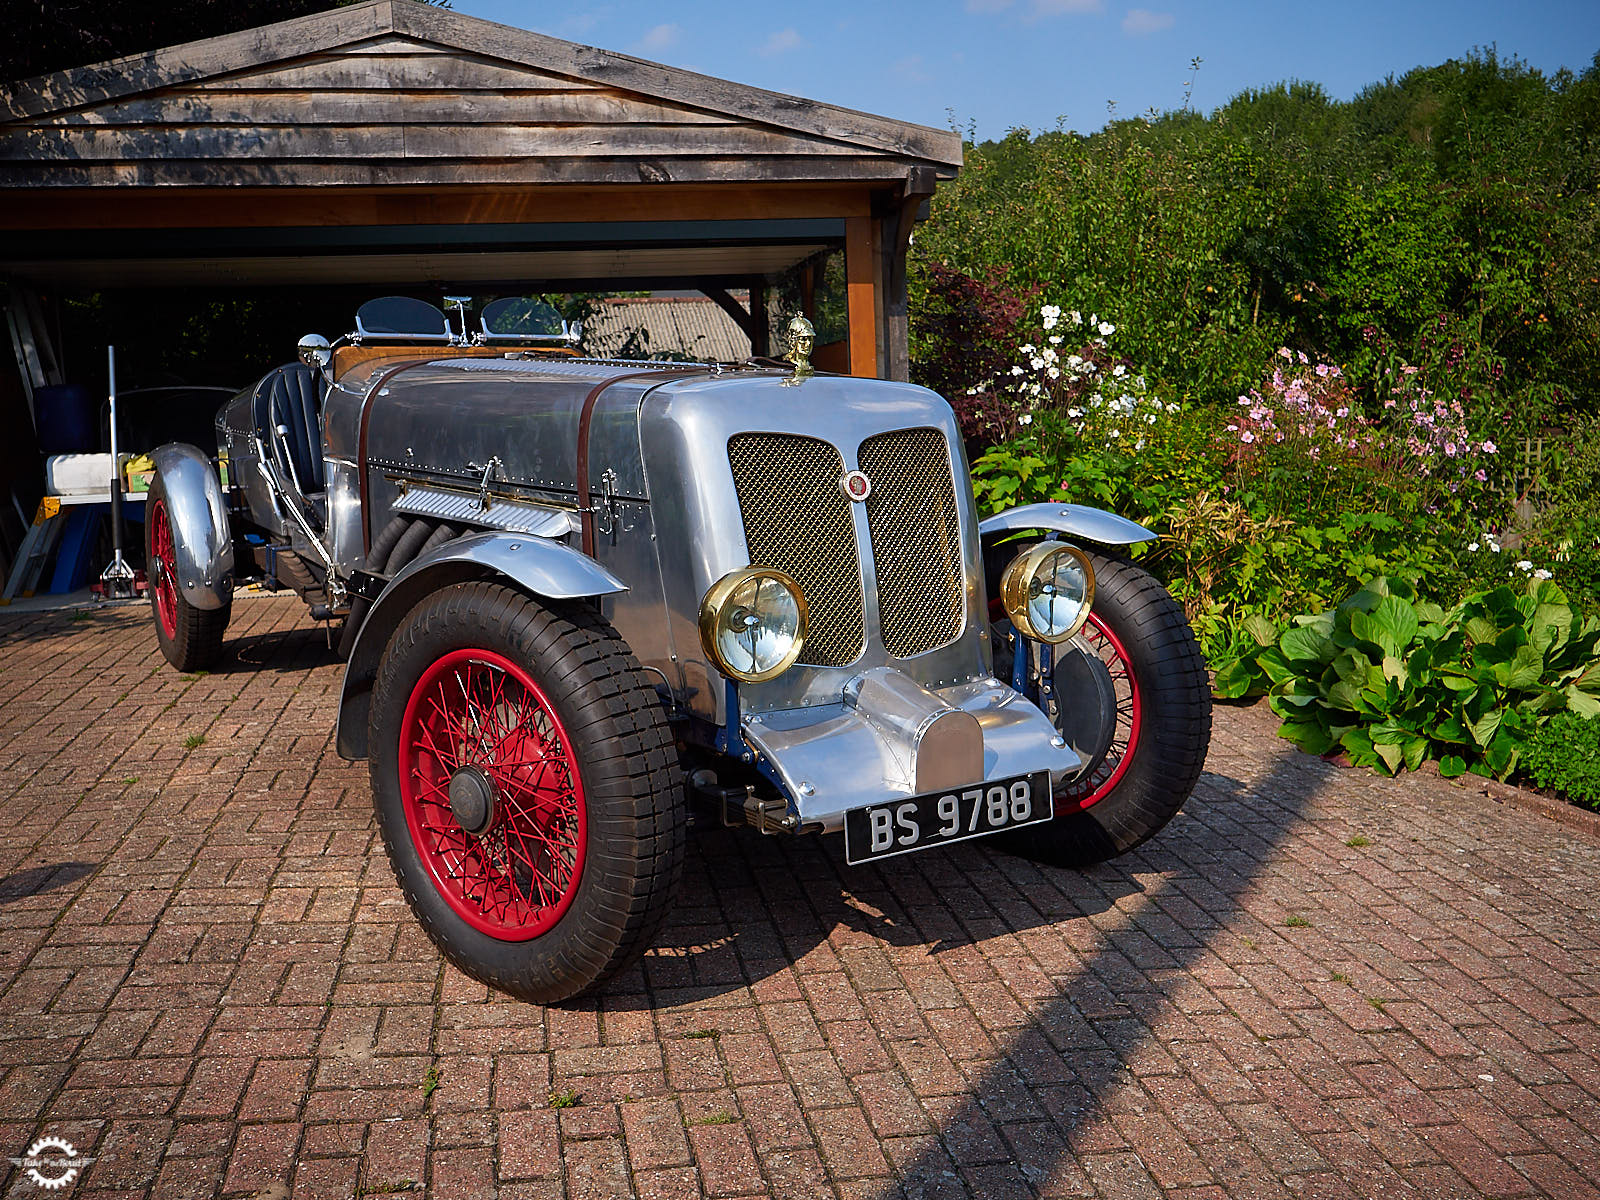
[{"xmin": 35, "ymin": 384, "xmax": 96, "ymax": 454}]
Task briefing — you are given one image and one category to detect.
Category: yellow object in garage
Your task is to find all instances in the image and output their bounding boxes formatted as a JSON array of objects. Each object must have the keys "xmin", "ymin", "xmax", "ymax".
[{"xmin": 124, "ymin": 453, "xmax": 155, "ymax": 492}]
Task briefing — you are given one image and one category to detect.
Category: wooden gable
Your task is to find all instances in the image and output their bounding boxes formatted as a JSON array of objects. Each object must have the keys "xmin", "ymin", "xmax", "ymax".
[{"xmin": 0, "ymin": 0, "xmax": 961, "ymax": 189}]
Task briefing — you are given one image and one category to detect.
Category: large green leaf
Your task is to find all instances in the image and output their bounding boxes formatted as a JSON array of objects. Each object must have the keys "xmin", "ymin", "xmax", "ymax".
[
  {"xmin": 1242, "ymin": 613, "xmax": 1279, "ymax": 647},
  {"xmin": 1280, "ymin": 624, "xmax": 1337, "ymax": 665},
  {"xmin": 1279, "ymin": 719, "xmax": 1336, "ymax": 756},
  {"xmin": 1494, "ymin": 644, "xmax": 1544, "ymax": 691},
  {"xmin": 1566, "ymin": 686, "xmax": 1600, "ymax": 718},
  {"xmin": 1469, "ymin": 708, "xmax": 1503, "ymax": 748}
]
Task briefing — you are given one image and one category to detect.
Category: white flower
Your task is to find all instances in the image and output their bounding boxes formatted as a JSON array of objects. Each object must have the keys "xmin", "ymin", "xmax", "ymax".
[
  {"xmin": 1146, "ymin": 413, "xmax": 1157, "ymax": 425},
  {"xmin": 1134, "ymin": 438, "xmax": 1146, "ymax": 450},
  {"xmin": 1066, "ymin": 355, "xmax": 1083, "ymax": 368},
  {"xmin": 1021, "ymin": 344, "xmax": 1037, "ymax": 354},
  {"xmin": 1048, "ymin": 335, "xmax": 1063, "ymax": 345},
  {"xmin": 1067, "ymin": 407, "xmax": 1083, "ymax": 417},
  {"xmin": 1113, "ymin": 364, "xmax": 1127, "ymax": 377},
  {"xmin": 1030, "ymin": 357, "xmax": 1045, "ymax": 370},
  {"xmin": 1069, "ymin": 310, "xmax": 1082, "ymax": 326},
  {"xmin": 1018, "ymin": 413, "xmax": 1033, "ymax": 425},
  {"xmin": 1516, "ymin": 560, "xmax": 1533, "ymax": 572},
  {"xmin": 1468, "ymin": 542, "xmax": 1480, "ymax": 552},
  {"xmin": 1533, "ymin": 568, "xmax": 1553, "ymax": 580},
  {"xmin": 1108, "ymin": 428, "xmax": 1120, "ymax": 438},
  {"xmin": 1010, "ymin": 365, "xmax": 1024, "ymax": 376},
  {"xmin": 1098, "ymin": 321, "xmax": 1115, "ymax": 336},
  {"xmin": 1047, "ymin": 367, "xmax": 1061, "ymax": 379},
  {"xmin": 1166, "ymin": 402, "xmax": 1179, "ymax": 413}
]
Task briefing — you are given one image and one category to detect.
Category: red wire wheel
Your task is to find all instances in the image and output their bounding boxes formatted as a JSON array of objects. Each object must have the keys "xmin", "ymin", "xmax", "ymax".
[
  {"xmin": 1055, "ymin": 612, "xmax": 1142, "ymax": 812},
  {"xmin": 399, "ymin": 648, "xmax": 586, "ymax": 940},
  {"xmin": 148, "ymin": 495, "xmax": 179, "ymax": 641},
  {"xmin": 144, "ymin": 471, "xmax": 230, "ymax": 672},
  {"xmin": 368, "ymin": 581, "xmax": 686, "ymax": 1003},
  {"xmin": 989, "ymin": 547, "xmax": 1210, "ymax": 866}
]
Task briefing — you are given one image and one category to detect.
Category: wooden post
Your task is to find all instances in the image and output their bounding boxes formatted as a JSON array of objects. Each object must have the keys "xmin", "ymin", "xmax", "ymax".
[
  {"xmin": 747, "ymin": 276, "xmax": 769, "ymax": 358},
  {"xmin": 884, "ymin": 168, "xmax": 937, "ymax": 384},
  {"xmin": 845, "ymin": 215, "xmax": 880, "ymax": 378}
]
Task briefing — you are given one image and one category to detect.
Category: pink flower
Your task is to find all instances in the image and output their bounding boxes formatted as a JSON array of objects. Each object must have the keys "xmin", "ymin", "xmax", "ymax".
[
  {"xmin": 1241, "ymin": 431, "xmax": 1256, "ymax": 444},
  {"xmin": 1481, "ymin": 440, "xmax": 1497, "ymax": 453},
  {"xmin": 1277, "ymin": 347, "xmax": 1293, "ymax": 360},
  {"xmin": 1315, "ymin": 363, "xmax": 1330, "ymax": 377},
  {"xmin": 1474, "ymin": 469, "xmax": 1487, "ymax": 482}
]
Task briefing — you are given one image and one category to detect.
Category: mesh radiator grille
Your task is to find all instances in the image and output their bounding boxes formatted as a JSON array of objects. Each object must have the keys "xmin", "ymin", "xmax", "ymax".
[
  {"xmin": 728, "ymin": 434, "xmax": 865, "ymax": 667},
  {"xmin": 858, "ymin": 428, "xmax": 966, "ymax": 659}
]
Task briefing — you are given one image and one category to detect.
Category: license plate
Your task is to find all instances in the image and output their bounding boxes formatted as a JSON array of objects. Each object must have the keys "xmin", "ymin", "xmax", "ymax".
[{"xmin": 843, "ymin": 772, "xmax": 1052, "ymax": 865}]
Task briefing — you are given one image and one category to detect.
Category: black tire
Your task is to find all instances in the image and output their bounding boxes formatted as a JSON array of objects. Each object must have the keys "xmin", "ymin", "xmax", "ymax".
[
  {"xmin": 995, "ymin": 548, "xmax": 1210, "ymax": 866},
  {"xmin": 369, "ymin": 581, "xmax": 685, "ymax": 1003},
  {"xmin": 146, "ymin": 472, "xmax": 229, "ymax": 672}
]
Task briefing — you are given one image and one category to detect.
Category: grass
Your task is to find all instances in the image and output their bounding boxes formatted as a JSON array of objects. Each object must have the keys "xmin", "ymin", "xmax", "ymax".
[
  {"xmin": 182, "ymin": 734, "xmax": 206, "ymax": 750},
  {"xmin": 1367, "ymin": 996, "xmax": 1390, "ymax": 1012},
  {"xmin": 680, "ymin": 1029, "xmax": 720, "ymax": 1040},
  {"xmin": 70, "ymin": 610, "xmax": 92, "ymax": 622},
  {"xmin": 1346, "ymin": 834, "xmax": 1373, "ymax": 847},
  {"xmin": 1330, "ymin": 972, "xmax": 1350, "ymax": 983},
  {"xmin": 421, "ymin": 1066, "xmax": 441, "ymax": 1099},
  {"xmin": 548, "ymin": 1088, "xmax": 581, "ymax": 1109},
  {"xmin": 685, "ymin": 1110, "xmax": 737, "ymax": 1127},
  {"xmin": 1285, "ymin": 915, "xmax": 1312, "ymax": 928},
  {"xmin": 122, "ymin": 776, "xmax": 139, "ymax": 785},
  {"xmin": 357, "ymin": 1181, "xmax": 417, "ymax": 1196}
]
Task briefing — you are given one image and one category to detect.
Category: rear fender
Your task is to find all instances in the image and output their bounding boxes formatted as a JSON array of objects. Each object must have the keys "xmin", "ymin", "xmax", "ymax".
[
  {"xmin": 149, "ymin": 443, "xmax": 234, "ymax": 610},
  {"xmin": 335, "ymin": 530, "xmax": 627, "ymax": 759}
]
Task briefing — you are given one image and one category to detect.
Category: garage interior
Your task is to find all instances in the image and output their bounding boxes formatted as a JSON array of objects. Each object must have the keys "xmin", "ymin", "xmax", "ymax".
[{"xmin": 0, "ymin": 0, "xmax": 960, "ymax": 597}]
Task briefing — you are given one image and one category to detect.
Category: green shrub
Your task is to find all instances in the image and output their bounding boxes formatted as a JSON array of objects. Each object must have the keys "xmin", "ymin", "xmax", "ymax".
[
  {"xmin": 1253, "ymin": 576, "xmax": 1600, "ymax": 780},
  {"xmin": 1518, "ymin": 713, "xmax": 1600, "ymax": 810}
]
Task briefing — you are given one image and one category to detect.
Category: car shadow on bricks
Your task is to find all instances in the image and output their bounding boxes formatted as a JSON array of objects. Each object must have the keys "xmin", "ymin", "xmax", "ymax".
[
  {"xmin": 210, "ymin": 623, "xmax": 341, "ymax": 675},
  {"xmin": 604, "ymin": 741, "xmax": 1322, "ymax": 1196},
  {"xmin": 811, "ymin": 746, "xmax": 1326, "ymax": 1199}
]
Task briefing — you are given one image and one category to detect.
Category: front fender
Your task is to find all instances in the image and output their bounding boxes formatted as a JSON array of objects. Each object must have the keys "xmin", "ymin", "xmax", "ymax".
[
  {"xmin": 335, "ymin": 531, "xmax": 627, "ymax": 760},
  {"xmin": 149, "ymin": 442, "xmax": 234, "ymax": 610},
  {"xmin": 978, "ymin": 502, "xmax": 1155, "ymax": 547}
]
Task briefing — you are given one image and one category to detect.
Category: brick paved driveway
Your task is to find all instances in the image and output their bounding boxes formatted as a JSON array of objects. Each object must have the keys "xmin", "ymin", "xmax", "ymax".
[{"xmin": 2, "ymin": 596, "xmax": 1598, "ymax": 1200}]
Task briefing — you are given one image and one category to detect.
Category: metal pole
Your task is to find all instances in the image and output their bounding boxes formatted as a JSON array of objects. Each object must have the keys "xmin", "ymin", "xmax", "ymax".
[{"xmin": 100, "ymin": 345, "xmax": 136, "ymax": 599}]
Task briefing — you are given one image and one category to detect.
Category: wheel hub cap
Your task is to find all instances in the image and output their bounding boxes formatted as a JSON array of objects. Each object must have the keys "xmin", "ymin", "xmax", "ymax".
[{"xmin": 448, "ymin": 765, "xmax": 497, "ymax": 836}]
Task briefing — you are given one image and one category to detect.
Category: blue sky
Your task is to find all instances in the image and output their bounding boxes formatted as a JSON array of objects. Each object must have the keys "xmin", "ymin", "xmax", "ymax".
[{"xmin": 450, "ymin": 0, "xmax": 1600, "ymax": 139}]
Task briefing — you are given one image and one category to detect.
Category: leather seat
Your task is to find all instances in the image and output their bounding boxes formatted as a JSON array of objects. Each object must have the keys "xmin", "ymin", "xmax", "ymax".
[{"xmin": 254, "ymin": 364, "xmax": 326, "ymax": 494}]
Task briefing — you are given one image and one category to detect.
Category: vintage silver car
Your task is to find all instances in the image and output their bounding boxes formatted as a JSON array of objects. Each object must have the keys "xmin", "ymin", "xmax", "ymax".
[{"xmin": 144, "ymin": 296, "xmax": 1210, "ymax": 1002}]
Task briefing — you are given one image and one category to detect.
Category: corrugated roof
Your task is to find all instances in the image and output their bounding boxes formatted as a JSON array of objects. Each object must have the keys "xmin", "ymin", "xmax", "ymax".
[{"xmin": 580, "ymin": 295, "xmax": 752, "ymax": 363}]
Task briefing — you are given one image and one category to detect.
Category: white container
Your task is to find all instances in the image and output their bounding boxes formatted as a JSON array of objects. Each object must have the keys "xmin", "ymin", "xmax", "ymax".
[{"xmin": 44, "ymin": 453, "xmax": 116, "ymax": 496}]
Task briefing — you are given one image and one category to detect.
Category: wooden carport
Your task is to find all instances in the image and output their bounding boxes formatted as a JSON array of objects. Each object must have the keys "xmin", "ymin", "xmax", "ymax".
[{"xmin": 0, "ymin": 0, "xmax": 961, "ymax": 381}]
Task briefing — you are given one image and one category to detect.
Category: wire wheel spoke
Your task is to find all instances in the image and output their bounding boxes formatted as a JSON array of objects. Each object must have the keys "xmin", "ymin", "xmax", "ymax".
[
  {"xmin": 1059, "ymin": 612, "xmax": 1143, "ymax": 810},
  {"xmin": 398, "ymin": 647, "xmax": 587, "ymax": 941}
]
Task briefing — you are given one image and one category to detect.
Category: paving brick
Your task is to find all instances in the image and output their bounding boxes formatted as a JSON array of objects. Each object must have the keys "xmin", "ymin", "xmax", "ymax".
[{"xmin": 4, "ymin": 605, "xmax": 1600, "ymax": 1199}]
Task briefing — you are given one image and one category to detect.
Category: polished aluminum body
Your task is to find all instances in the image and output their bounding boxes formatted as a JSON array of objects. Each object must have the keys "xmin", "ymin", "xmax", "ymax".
[{"xmin": 194, "ymin": 346, "xmax": 1148, "ymax": 836}]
